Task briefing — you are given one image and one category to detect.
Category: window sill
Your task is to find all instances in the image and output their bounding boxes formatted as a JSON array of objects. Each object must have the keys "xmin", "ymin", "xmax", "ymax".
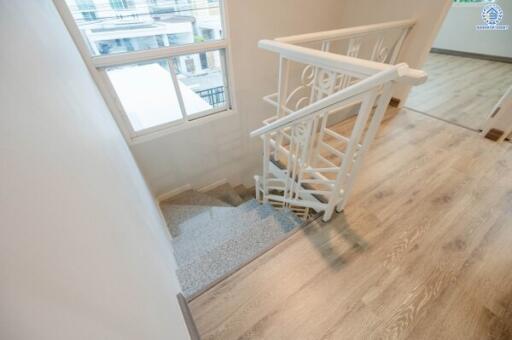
[{"xmin": 127, "ymin": 109, "xmax": 238, "ymax": 145}]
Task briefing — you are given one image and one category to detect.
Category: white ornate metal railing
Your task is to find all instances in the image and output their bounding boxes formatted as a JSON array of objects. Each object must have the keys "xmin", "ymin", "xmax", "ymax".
[
  {"xmin": 251, "ymin": 20, "xmax": 427, "ymax": 222},
  {"xmin": 261, "ymin": 19, "xmax": 416, "ymax": 117}
]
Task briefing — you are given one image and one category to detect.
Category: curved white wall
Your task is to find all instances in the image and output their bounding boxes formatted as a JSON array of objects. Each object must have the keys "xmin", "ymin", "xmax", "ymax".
[{"xmin": 0, "ymin": 1, "xmax": 189, "ymax": 339}]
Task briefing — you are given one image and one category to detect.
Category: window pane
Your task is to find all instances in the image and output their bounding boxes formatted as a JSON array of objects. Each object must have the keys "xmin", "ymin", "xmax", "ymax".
[
  {"xmin": 174, "ymin": 49, "xmax": 227, "ymax": 116},
  {"xmin": 64, "ymin": 0, "xmax": 223, "ymax": 56},
  {"xmin": 106, "ymin": 60, "xmax": 183, "ymax": 131}
]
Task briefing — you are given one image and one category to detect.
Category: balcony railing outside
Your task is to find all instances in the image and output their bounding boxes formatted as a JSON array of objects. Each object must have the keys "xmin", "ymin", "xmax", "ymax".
[{"xmin": 196, "ymin": 85, "xmax": 225, "ymax": 107}]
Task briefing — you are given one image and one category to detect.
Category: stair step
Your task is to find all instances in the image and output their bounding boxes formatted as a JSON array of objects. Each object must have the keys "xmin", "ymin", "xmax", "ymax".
[
  {"xmin": 234, "ymin": 184, "xmax": 256, "ymax": 203},
  {"xmin": 161, "ymin": 189, "xmax": 231, "ymax": 208},
  {"xmin": 172, "ymin": 199, "xmax": 299, "ymax": 268},
  {"xmin": 160, "ymin": 190, "xmax": 233, "ymax": 237},
  {"xmin": 266, "ymin": 158, "xmax": 330, "ymax": 204},
  {"xmin": 206, "ymin": 183, "xmax": 244, "ymax": 206},
  {"xmin": 161, "ymin": 205, "xmax": 232, "ymax": 238},
  {"xmin": 176, "ymin": 208, "xmax": 302, "ymax": 297}
]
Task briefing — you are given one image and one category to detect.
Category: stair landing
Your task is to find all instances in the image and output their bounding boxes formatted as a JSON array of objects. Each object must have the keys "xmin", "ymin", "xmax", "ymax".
[{"xmin": 160, "ymin": 184, "xmax": 304, "ymax": 298}]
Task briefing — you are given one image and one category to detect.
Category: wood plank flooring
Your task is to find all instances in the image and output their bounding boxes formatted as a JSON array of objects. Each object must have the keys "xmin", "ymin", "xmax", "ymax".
[
  {"xmin": 406, "ymin": 53, "xmax": 512, "ymax": 131},
  {"xmin": 189, "ymin": 108, "xmax": 512, "ymax": 340}
]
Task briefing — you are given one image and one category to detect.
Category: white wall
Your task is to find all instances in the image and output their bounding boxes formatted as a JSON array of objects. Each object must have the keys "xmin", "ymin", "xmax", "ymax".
[
  {"xmin": 433, "ymin": 1, "xmax": 512, "ymax": 58},
  {"xmin": 130, "ymin": 0, "xmax": 348, "ymax": 197},
  {"xmin": 337, "ymin": 0, "xmax": 452, "ymax": 101},
  {"xmin": 0, "ymin": 2, "xmax": 189, "ymax": 339},
  {"xmin": 130, "ymin": 0, "xmax": 452, "ymax": 197}
]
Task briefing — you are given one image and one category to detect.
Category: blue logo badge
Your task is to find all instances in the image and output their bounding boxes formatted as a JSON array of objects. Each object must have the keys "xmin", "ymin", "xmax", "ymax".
[{"xmin": 476, "ymin": 4, "xmax": 510, "ymax": 30}]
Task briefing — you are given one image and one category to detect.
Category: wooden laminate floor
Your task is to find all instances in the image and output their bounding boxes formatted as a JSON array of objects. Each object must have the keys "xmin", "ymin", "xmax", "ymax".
[
  {"xmin": 406, "ymin": 53, "xmax": 512, "ymax": 131},
  {"xmin": 189, "ymin": 108, "xmax": 512, "ymax": 340}
]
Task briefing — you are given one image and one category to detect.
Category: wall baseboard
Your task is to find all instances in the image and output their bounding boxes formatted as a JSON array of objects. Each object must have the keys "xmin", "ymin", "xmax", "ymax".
[
  {"xmin": 198, "ymin": 178, "xmax": 228, "ymax": 193},
  {"xmin": 156, "ymin": 178, "xmax": 231, "ymax": 203},
  {"xmin": 431, "ymin": 48, "xmax": 512, "ymax": 64},
  {"xmin": 156, "ymin": 184, "xmax": 192, "ymax": 203},
  {"xmin": 177, "ymin": 293, "xmax": 201, "ymax": 340}
]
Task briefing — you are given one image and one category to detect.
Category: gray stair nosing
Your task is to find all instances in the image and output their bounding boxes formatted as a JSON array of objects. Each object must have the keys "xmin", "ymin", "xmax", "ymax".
[{"xmin": 184, "ymin": 212, "xmax": 323, "ymax": 301}]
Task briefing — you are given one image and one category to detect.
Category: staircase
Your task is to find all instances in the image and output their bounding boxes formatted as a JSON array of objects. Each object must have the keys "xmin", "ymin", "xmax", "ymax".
[
  {"xmin": 160, "ymin": 184, "xmax": 304, "ymax": 298},
  {"xmin": 161, "ymin": 20, "xmax": 428, "ymax": 299}
]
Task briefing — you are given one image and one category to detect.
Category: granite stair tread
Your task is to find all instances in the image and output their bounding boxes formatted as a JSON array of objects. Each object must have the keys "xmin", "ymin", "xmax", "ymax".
[
  {"xmin": 161, "ymin": 204, "xmax": 233, "ymax": 238},
  {"xmin": 159, "ymin": 185, "xmax": 304, "ymax": 298},
  {"xmin": 172, "ymin": 199, "xmax": 301, "ymax": 267},
  {"xmin": 176, "ymin": 209, "xmax": 302, "ymax": 297}
]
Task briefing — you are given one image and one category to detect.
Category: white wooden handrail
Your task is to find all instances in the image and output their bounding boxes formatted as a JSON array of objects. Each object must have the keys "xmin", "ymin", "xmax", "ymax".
[
  {"xmin": 275, "ymin": 19, "xmax": 416, "ymax": 45},
  {"xmin": 258, "ymin": 40, "xmax": 426, "ymax": 85},
  {"xmin": 251, "ymin": 63, "xmax": 426, "ymax": 138}
]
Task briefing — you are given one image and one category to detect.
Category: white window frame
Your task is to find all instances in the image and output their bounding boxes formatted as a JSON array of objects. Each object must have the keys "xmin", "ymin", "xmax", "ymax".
[
  {"xmin": 452, "ymin": 0, "xmax": 495, "ymax": 7},
  {"xmin": 53, "ymin": 0, "xmax": 236, "ymax": 144}
]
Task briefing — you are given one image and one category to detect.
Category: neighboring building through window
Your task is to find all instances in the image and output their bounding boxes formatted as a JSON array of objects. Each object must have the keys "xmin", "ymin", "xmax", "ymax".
[
  {"xmin": 109, "ymin": 0, "xmax": 133, "ymax": 9},
  {"xmin": 58, "ymin": 0, "xmax": 230, "ymax": 139},
  {"xmin": 76, "ymin": 0, "xmax": 97, "ymax": 21},
  {"xmin": 452, "ymin": 0, "xmax": 495, "ymax": 3}
]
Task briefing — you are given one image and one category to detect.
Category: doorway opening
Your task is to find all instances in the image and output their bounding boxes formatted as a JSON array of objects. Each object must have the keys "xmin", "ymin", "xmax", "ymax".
[{"xmin": 406, "ymin": 0, "xmax": 512, "ymax": 137}]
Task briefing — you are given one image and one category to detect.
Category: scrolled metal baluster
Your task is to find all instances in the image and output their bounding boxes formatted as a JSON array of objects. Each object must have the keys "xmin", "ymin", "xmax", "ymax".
[
  {"xmin": 262, "ymin": 133, "xmax": 271, "ymax": 203},
  {"xmin": 370, "ymin": 35, "xmax": 384, "ymax": 61}
]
